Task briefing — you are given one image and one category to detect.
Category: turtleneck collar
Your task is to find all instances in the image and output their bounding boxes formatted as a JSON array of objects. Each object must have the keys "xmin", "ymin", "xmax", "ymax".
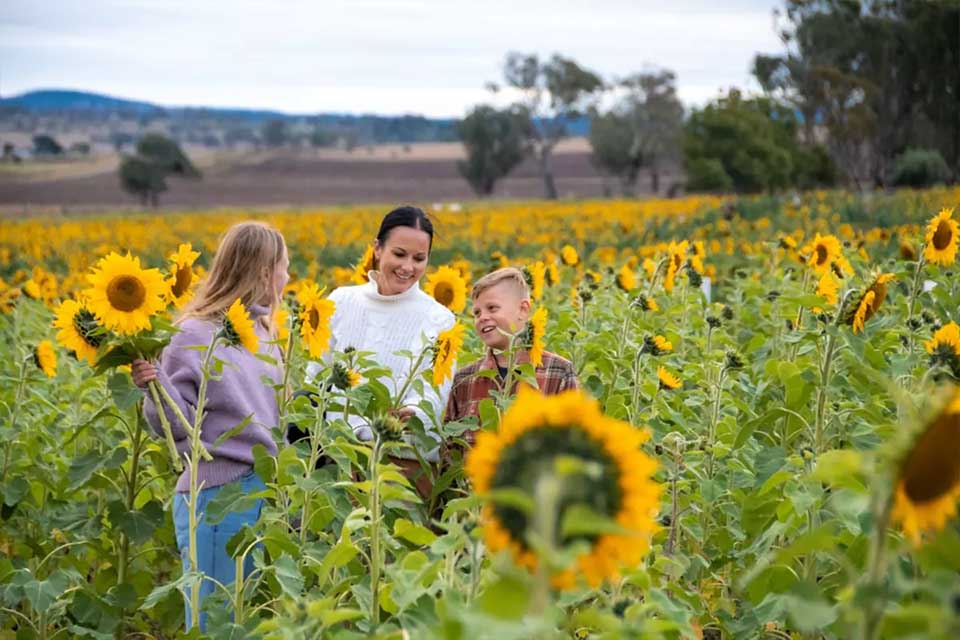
[
  {"xmin": 247, "ymin": 303, "xmax": 272, "ymax": 319},
  {"xmin": 362, "ymin": 271, "xmax": 421, "ymax": 302}
]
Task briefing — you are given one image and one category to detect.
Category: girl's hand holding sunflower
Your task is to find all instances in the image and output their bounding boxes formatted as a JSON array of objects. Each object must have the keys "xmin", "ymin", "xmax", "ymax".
[{"xmin": 131, "ymin": 358, "xmax": 158, "ymax": 389}]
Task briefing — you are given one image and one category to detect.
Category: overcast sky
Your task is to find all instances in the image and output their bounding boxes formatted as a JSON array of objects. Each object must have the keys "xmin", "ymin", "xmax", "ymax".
[{"xmin": 2, "ymin": 0, "xmax": 784, "ymax": 118}]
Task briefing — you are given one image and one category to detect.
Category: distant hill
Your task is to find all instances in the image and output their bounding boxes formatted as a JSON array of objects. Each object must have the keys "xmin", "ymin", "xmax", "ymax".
[{"xmin": 0, "ymin": 89, "xmax": 589, "ymax": 145}]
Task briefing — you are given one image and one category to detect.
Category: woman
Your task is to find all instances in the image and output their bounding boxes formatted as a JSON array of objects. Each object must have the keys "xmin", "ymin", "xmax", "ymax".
[
  {"xmin": 306, "ymin": 206, "xmax": 456, "ymax": 492},
  {"xmin": 132, "ymin": 221, "xmax": 289, "ymax": 631}
]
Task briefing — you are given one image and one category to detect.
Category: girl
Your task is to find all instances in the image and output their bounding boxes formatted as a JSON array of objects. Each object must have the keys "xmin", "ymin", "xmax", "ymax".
[
  {"xmin": 132, "ymin": 221, "xmax": 289, "ymax": 631},
  {"xmin": 305, "ymin": 206, "xmax": 455, "ymax": 494}
]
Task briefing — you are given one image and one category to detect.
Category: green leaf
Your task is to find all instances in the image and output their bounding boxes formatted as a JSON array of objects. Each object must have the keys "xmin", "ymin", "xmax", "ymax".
[
  {"xmin": 108, "ymin": 372, "xmax": 144, "ymax": 411},
  {"xmin": 202, "ymin": 480, "xmax": 267, "ymax": 525},
  {"xmin": 14, "ymin": 569, "xmax": 72, "ymax": 612},
  {"xmin": 477, "ymin": 574, "xmax": 530, "ymax": 620},
  {"xmin": 811, "ymin": 449, "xmax": 864, "ymax": 489},
  {"xmin": 781, "ymin": 582, "xmax": 837, "ymax": 632},
  {"xmin": 67, "ymin": 447, "xmax": 127, "ymax": 491},
  {"xmin": 272, "ymin": 554, "xmax": 304, "ymax": 598},
  {"xmin": 109, "ymin": 499, "xmax": 165, "ymax": 545},
  {"xmin": 211, "ymin": 414, "xmax": 254, "ymax": 449},
  {"xmin": 560, "ymin": 505, "xmax": 629, "ymax": 538},
  {"xmin": 141, "ymin": 572, "xmax": 198, "ymax": 610},
  {"xmin": 487, "ymin": 487, "xmax": 534, "ymax": 514},
  {"xmin": 393, "ymin": 518, "xmax": 437, "ymax": 546}
]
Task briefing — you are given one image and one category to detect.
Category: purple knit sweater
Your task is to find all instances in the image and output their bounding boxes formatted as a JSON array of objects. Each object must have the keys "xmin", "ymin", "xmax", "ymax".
[{"xmin": 143, "ymin": 303, "xmax": 282, "ymax": 493}]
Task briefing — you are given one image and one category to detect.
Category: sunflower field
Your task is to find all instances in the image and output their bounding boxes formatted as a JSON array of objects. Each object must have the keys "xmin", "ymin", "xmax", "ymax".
[{"xmin": 1, "ymin": 187, "xmax": 960, "ymax": 640}]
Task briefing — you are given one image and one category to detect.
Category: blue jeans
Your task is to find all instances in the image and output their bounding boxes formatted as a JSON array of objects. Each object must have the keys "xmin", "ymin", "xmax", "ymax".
[{"xmin": 173, "ymin": 469, "xmax": 265, "ymax": 632}]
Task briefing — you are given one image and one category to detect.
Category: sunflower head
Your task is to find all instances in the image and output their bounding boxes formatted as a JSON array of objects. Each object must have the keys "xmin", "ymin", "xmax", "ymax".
[
  {"xmin": 521, "ymin": 307, "xmax": 548, "ymax": 367},
  {"xmin": 331, "ymin": 362, "xmax": 362, "ymax": 390},
  {"xmin": 273, "ymin": 306, "xmax": 290, "ymax": 344},
  {"xmin": 33, "ymin": 340, "xmax": 57, "ymax": 378},
  {"xmin": 465, "ymin": 388, "xmax": 660, "ymax": 588},
  {"xmin": 923, "ymin": 208, "xmax": 958, "ymax": 267},
  {"xmin": 424, "ymin": 266, "xmax": 468, "ymax": 314},
  {"xmin": 845, "ymin": 273, "xmax": 895, "ymax": 334},
  {"xmin": 371, "ymin": 413, "xmax": 406, "ymax": 442},
  {"xmin": 643, "ymin": 334, "xmax": 673, "ymax": 356},
  {"xmin": 432, "ymin": 322, "xmax": 465, "ymax": 386},
  {"xmin": 616, "ymin": 264, "xmax": 636, "ymax": 292},
  {"xmin": 801, "ymin": 233, "xmax": 842, "ymax": 275},
  {"xmin": 167, "ymin": 243, "xmax": 201, "ymax": 308},
  {"xmin": 892, "ymin": 387, "xmax": 960, "ymax": 544},
  {"xmin": 222, "ymin": 299, "xmax": 259, "ymax": 354},
  {"xmin": 523, "ymin": 261, "xmax": 547, "ymax": 301},
  {"xmin": 657, "ymin": 366, "xmax": 681, "ymax": 391},
  {"xmin": 52, "ymin": 298, "xmax": 103, "ymax": 366},
  {"xmin": 926, "ymin": 322, "xmax": 960, "ymax": 379},
  {"xmin": 633, "ymin": 294, "xmax": 657, "ymax": 312},
  {"xmin": 84, "ymin": 252, "xmax": 168, "ymax": 335},
  {"xmin": 351, "ymin": 245, "xmax": 376, "ymax": 285},
  {"xmin": 561, "ymin": 245, "xmax": 580, "ymax": 267},
  {"xmin": 296, "ymin": 283, "xmax": 335, "ymax": 358}
]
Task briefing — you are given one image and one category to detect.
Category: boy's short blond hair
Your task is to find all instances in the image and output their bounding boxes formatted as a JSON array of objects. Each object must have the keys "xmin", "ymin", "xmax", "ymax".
[{"xmin": 471, "ymin": 267, "xmax": 530, "ymax": 301}]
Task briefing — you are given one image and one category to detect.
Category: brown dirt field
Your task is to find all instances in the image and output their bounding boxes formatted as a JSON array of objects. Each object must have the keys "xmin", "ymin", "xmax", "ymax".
[{"xmin": 0, "ymin": 141, "xmax": 679, "ymax": 215}]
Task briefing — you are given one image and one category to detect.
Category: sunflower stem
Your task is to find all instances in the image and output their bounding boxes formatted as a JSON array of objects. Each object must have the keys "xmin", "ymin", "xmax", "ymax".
[
  {"xmin": 1, "ymin": 357, "xmax": 29, "ymax": 484},
  {"xmin": 905, "ymin": 254, "xmax": 927, "ymax": 353},
  {"xmin": 393, "ymin": 345, "xmax": 430, "ymax": 412},
  {"xmin": 860, "ymin": 488, "xmax": 894, "ymax": 640},
  {"xmin": 301, "ymin": 378, "xmax": 330, "ymax": 545},
  {"xmin": 146, "ymin": 380, "xmax": 184, "ymax": 473},
  {"xmin": 530, "ymin": 472, "xmax": 561, "ymax": 618},
  {"xmin": 706, "ymin": 365, "xmax": 727, "ymax": 479},
  {"xmin": 368, "ymin": 436, "xmax": 384, "ymax": 628}
]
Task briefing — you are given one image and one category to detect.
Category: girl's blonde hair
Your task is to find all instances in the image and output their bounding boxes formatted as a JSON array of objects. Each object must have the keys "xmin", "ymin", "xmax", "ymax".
[{"xmin": 179, "ymin": 221, "xmax": 287, "ymax": 334}]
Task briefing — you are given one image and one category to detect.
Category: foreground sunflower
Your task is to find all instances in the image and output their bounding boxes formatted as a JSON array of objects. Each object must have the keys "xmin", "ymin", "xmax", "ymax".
[
  {"xmin": 52, "ymin": 298, "xmax": 103, "ymax": 366},
  {"xmin": 801, "ymin": 233, "xmax": 842, "ymax": 275},
  {"xmin": 351, "ymin": 245, "xmax": 376, "ymax": 285},
  {"xmin": 923, "ymin": 207, "xmax": 958, "ymax": 267},
  {"xmin": 85, "ymin": 252, "xmax": 168, "ymax": 335},
  {"xmin": 296, "ymin": 283, "xmax": 335, "ymax": 358},
  {"xmin": 424, "ymin": 266, "xmax": 467, "ymax": 314},
  {"xmin": 166, "ymin": 243, "xmax": 201, "ymax": 309},
  {"xmin": 846, "ymin": 273, "xmax": 895, "ymax": 334},
  {"xmin": 433, "ymin": 322, "xmax": 465, "ymax": 386},
  {"xmin": 891, "ymin": 387, "xmax": 960, "ymax": 544},
  {"xmin": 657, "ymin": 366, "xmax": 681, "ymax": 390},
  {"xmin": 222, "ymin": 299, "xmax": 259, "ymax": 354},
  {"xmin": 466, "ymin": 388, "xmax": 660, "ymax": 588},
  {"xmin": 526, "ymin": 307, "xmax": 548, "ymax": 367},
  {"xmin": 33, "ymin": 340, "xmax": 57, "ymax": 378}
]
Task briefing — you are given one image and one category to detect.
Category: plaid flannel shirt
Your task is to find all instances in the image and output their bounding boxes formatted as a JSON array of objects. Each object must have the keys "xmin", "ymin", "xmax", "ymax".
[{"xmin": 445, "ymin": 349, "xmax": 579, "ymax": 423}]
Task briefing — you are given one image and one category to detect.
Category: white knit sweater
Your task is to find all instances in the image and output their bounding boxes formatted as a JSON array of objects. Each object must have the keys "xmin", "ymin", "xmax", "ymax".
[{"xmin": 305, "ymin": 275, "xmax": 456, "ymax": 460}]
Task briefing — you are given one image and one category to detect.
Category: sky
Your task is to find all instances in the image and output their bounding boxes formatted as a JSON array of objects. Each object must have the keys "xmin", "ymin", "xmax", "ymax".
[{"xmin": 2, "ymin": 0, "xmax": 784, "ymax": 118}]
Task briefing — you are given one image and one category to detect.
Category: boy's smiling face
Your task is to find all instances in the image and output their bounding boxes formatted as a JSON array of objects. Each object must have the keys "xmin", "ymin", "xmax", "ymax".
[{"xmin": 472, "ymin": 281, "xmax": 531, "ymax": 351}]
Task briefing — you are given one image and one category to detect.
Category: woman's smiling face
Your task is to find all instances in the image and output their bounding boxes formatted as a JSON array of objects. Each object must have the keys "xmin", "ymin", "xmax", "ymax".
[{"xmin": 373, "ymin": 225, "xmax": 431, "ymax": 295}]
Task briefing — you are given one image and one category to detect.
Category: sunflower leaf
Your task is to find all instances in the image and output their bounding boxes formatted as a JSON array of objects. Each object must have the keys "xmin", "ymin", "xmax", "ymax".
[
  {"xmin": 487, "ymin": 488, "xmax": 534, "ymax": 515},
  {"xmin": 560, "ymin": 505, "xmax": 630, "ymax": 538}
]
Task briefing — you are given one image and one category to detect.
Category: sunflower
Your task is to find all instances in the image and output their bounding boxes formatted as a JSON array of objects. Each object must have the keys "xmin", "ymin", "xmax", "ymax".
[
  {"xmin": 899, "ymin": 240, "xmax": 917, "ymax": 261},
  {"xmin": 643, "ymin": 335, "xmax": 673, "ymax": 356},
  {"xmin": 526, "ymin": 261, "xmax": 546, "ymax": 301},
  {"xmin": 663, "ymin": 241, "xmax": 688, "ymax": 292},
  {"xmin": 926, "ymin": 322, "xmax": 960, "ymax": 376},
  {"xmin": 166, "ymin": 243, "xmax": 201, "ymax": 309},
  {"xmin": 561, "ymin": 245, "xmax": 579, "ymax": 267},
  {"xmin": 296, "ymin": 283, "xmax": 336, "ymax": 358},
  {"xmin": 450, "ymin": 258, "xmax": 473, "ymax": 286},
  {"xmin": 465, "ymin": 388, "xmax": 660, "ymax": 588},
  {"xmin": 546, "ymin": 260, "xmax": 560, "ymax": 286},
  {"xmin": 923, "ymin": 208, "xmax": 958, "ymax": 267},
  {"xmin": 331, "ymin": 362, "xmax": 362, "ymax": 390},
  {"xmin": 84, "ymin": 252, "xmax": 168, "ymax": 335},
  {"xmin": 273, "ymin": 306, "xmax": 290, "ymax": 344},
  {"xmin": 52, "ymin": 298, "xmax": 103, "ymax": 366},
  {"xmin": 33, "ymin": 340, "xmax": 57, "ymax": 378},
  {"xmin": 634, "ymin": 294, "xmax": 658, "ymax": 312},
  {"xmin": 351, "ymin": 245, "xmax": 376, "ymax": 285},
  {"xmin": 892, "ymin": 387, "xmax": 960, "ymax": 544},
  {"xmin": 813, "ymin": 272, "xmax": 839, "ymax": 314},
  {"xmin": 424, "ymin": 266, "xmax": 468, "ymax": 314},
  {"xmin": 526, "ymin": 307, "xmax": 548, "ymax": 367},
  {"xmin": 490, "ymin": 250, "xmax": 509, "ymax": 270},
  {"xmin": 433, "ymin": 322, "xmax": 465, "ymax": 386},
  {"xmin": 642, "ymin": 258, "xmax": 657, "ymax": 280},
  {"xmin": 846, "ymin": 273, "xmax": 895, "ymax": 334},
  {"xmin": 657, "ymin": 366, "xmax": 681, "ymax": 390},
  {"xmin": 801, "ymin": 233, "xmax": 842, "ymax": 275},
  {"xmin": 222, "ymin": 299, "xmax": 259, "ymax": 354},
  {"xmin": 616, "ymin": 264, "xmax": 636, "ymax": 292}
]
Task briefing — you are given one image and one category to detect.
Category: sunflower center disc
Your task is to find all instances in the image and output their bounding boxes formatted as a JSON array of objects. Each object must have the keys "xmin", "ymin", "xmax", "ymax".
[
  {"xmin": 933, "ymin": 221, "xmax": 952, "ymax": 250},
  {"xmin": 816, "ymin": 244, "xmax": 828, "ymax": 265},
  {"xmin": 901, "ymin": 410, "xmax": 960, "ymax": 503},
  {"xmin": 434, "ymin": 282, "xmax": 454, "ymax": 306},
  {"xmin": 106, "ymin": 275, "xmax": 147, "ymax": 312},
  {"xmin": 172, "ymin": 266, "xmax": 192, "ymax": 297},
  {"xmin": 308, "ymin": 308, "xmax": 320, "ymax": 330}
]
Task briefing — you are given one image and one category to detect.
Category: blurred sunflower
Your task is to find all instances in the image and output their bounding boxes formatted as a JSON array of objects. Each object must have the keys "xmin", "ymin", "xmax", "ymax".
[
  {"xmin": 450, "ymin": 258, "xmax": 473, "ymax": 287},
  {"xmin": 526, "ymin": 307, "xmax": 548, "ymax": 367},
  {"xmin": 616, "ymin": 264, "xmax": 636, "ymax": 292},
  {"xmin": 643, "ymin": 335, "xmax": 673, "ymax": 356},
  {"xmin": 351, "ymin": 245, "xmax": 376, "ymax": 285},
  {"xmin": 33, "ymin": 340, "xmax": 57, "ymax": 378},
  {"xmin": 642, "ymin": 258, "xmax": 657, "ymax": 280},
  {"xmin": 490, "ymin": 250, "xmax": 509, "ymax": 270},
  {"xmin": 273, "ymin": 306, "xmax": 290, "ymax": 344},
  {"xmin": 923, "ymin": 207, "xmax": 958, "ymax": 267},
  {"xmin": 465, "ymin": 388, "xmax": 660, "ymax": 588},
  {"xmin": 222, "ymin": 299, "xmax": 259, "ymax": 354},
  {"xmin": 84, "ymin": 252, "xmax": 168, "ymax": 335},
  {"xmin": 52, "ymin": 298, "xmax": 103, "ymax": 366},
  {"xmin": 433, "ymin": 322, "xmax": 465, "ymax": 386},
  {"xmin": 926, "ymin": 322, "xmax": 960, "ymax": 376},
  {"xmin": 801, "ymin": 233, "xmax": 842, "ymax": 275},
  {"xmin": 899, "ymin": 240, "xmax": 917, "ymax": 261},
  {"xmin": 526, "ymin": 261, "xmax": 546, "ymax": 301},
  {"xmin": 297, "ymin": 283, "xmax": 335, "ymax": 358},
  {"xmin": 813, "ymin": 272, "xmax": 839, "ymax": 314},
  {"xmin": 892, "ymin": 387, "xmax": 960, "ymax": 544},
  {"xmin": 634, "ymin": 294, "xmax": 658, "ymax": 312},
  {"xmin": 561, "ymin": 245, "xmax": 579, "ymax": 267},
  {"xmin": 166, "ymin": 243, "xmax": 201, "ymax": 309},
  {"xmin": 546, "ymin": 260, "xmax": 560, "ymax": 286},
  {"xmin": 424, "ymin": 265, "xmax": 467, "ymax": 314},
  {"xmin": 657, "ymin": 366, "xmax": 681, "ymax": 390},
  {"xmin": 331, "ymin": 362, "xmax": 362, "ymax": 390},
  {"xmin": 846, "ymin": 273, "xmax": 895, "ymax": 334}
]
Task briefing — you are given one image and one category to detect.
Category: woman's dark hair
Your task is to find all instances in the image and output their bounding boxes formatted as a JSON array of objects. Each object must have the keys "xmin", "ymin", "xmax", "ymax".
[{"xmin": 375, "ymin": 205, "xmax": 434, "ymax": 250}]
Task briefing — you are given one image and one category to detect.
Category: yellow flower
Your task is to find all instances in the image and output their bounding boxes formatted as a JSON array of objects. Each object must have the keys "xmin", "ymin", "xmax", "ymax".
[
  {"xmin": 223, "ymin": 299, "xmax": 259, "ymax": 354},
  {"xmin": 273, "ymin": 306, "xmax": 290, "ymax": 344},
  {"xmin": 616, "ymin": 264, "xmax": 636, "ymax": 292},
  {"xmin": 166, "ymin": 243, "xmax": 201, "ymax": 309},
  {"xmin": 546, "ymin": 260, "xmax": 560, "ymax": 286},
  {"xmin": 642, "ymin": 258, "xmax": 657, "ymax": 280},
  {"xmin": 33, "ymin": 340, "xmax": 57, "ymax": 378},
  {"xmin": 527, "ymin": 261, "xmax": 546, "ymax": 301},
  {"xmin": 801, "ymin": 233, "xmax": 842, "ymax": 275},
  {"xmin": 527, "ymin": 307, "xmax": 548, "ymax": 367},
  {"xmin": 847, "ymin": 273, "xmax": 895, "ymax": 334},
  {"xmin": 297, "ymin": 283, "xmax": 335, "ymax": 358},
  {"xmin": 52, "ymin": 298, "xmax": 102, "ymax": 366},
  {"xmin": 424, "ymin": 265, "xmax": 468, "ymax": 314},
  {"xmin": 351, "ymin": 245, "xmax": 376, "ymax": 285},
  {"xmin": 923, "ymin": 207, "xmax": 958, "ymax": 266},
  {"xmin": 465, "ymin": 388, "xmax": 660, "ymax": 589},
  {"xmin": 926, "ymin": 322, "xmax": 960, "ymax": 358},
  {"xmin": 644, "ymin": 335, "xmax": 673, "ymax": 355},
  {"xmin": 892, "ymin": 388, "xmax": 960, "ymax": 544},
  {"xmin": 663, "ymin": 240, "xmax": 688, "ymax": 292},
  {"xmin": 635, "ymin": 294, "xmax": 657, "ymax": 312},
  {"xmin": 450, "ymin": 258, "xmax": 473, "ymax": 286},
  {"xmin": 561, "ymin": 245, "xmax": 579, "ymax": 267},
  {"xmin": 331, "ymin": 362, "xmax": 362, "ymax": 390},
  {"xmin": 813, "ymin": 272, "xmax": 839, "ymax": 313},
  {"xmin": 490, "ymin": 250, "xmax": 509, "ymax": 269},
  {"xmin": 433, "ymin": 322, "xmax": 465, "ymax": 386},
  {"xmin": 657, "ymin": 366, "xmax": 681, "ymax": 390},
  {"xmin": 84, "ymin": 252, "xmax": 168, "ymax": 335}
]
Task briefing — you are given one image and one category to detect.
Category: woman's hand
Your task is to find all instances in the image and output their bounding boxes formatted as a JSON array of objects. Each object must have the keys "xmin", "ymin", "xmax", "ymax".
[{"xmin": 131, "ymin": 358, "xmax": 158, "ymax": 389}]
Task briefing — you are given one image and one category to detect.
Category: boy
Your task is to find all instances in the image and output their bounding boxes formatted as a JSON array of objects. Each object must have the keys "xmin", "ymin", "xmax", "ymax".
[{"xmin": 445, "ymin": 267, "xmax": 578, "ymax": 437}]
